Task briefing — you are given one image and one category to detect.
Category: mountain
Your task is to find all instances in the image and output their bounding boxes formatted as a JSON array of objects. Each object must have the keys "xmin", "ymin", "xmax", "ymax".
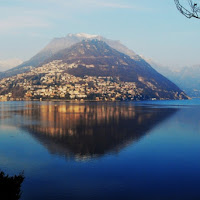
[
  {"xmin": 39, "ymin": 39, "xmax": 187, "ymax": 100},
  {"xmin": 174, "ymin": 66, "xmax": 200, "ymax": 97},
  {"xmin": 0, "ymin": 33, "xmax": 141, "ymax": 79},
  {"xmin": 148, "ymin": 60, "xmax": 200, "ymax": 97},
  {"xmin": 0, "ymin": 35, "xmax": 189, "ymax": 100}
]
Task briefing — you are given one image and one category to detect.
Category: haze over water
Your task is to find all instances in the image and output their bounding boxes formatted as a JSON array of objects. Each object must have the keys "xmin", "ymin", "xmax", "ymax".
[{"xmin": 0, "ymin": 100, "xmax": 200, "ymax": 200}]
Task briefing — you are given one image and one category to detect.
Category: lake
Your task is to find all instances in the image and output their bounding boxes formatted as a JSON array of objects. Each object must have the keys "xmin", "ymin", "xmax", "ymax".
[{"xmin": 0, "ymin": 99, "xmax": 200, "ymax": 200}]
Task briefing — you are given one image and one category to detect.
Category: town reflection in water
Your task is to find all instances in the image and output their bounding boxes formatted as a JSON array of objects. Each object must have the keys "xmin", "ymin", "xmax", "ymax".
[{"xmin": 17, "ymin": 102, "xmax": 177, "ymax": 160}]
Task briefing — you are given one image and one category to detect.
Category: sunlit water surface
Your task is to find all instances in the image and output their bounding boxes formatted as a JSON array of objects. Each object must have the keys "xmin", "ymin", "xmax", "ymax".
[{"xmin": 0, "ymin": 99, "xmax": 200, "ymax": 200}]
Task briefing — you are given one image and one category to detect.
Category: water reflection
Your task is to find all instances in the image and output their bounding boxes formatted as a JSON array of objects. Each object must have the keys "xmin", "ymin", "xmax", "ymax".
[{"xmin": 15, "ymin": 103, "xmax": 177, "ymax": 160}]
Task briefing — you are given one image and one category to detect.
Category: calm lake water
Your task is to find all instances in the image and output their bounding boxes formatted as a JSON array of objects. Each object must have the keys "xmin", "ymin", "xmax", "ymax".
[{"xmin": 0, "ymin": 99, "xmax": 200, "ymax": 200}]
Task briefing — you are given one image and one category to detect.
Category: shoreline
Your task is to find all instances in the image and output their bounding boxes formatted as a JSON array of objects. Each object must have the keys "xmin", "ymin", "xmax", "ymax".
[{"xmin": 0, "ymin": 98, "xmax": 193, "ymax": 103}]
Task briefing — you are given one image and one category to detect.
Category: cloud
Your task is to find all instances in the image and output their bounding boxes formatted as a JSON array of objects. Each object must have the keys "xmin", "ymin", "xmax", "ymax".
[
  {"xmin": 0, "ymin": 16, "xmax": 50, "ymax": 33},
  {"xmin": 15, "ymin": 0, "xmax": 137, "ymax": 9},
  {"xmin": 73, "ymin": 0, "xmax": 135, "ymax": 9},
  {"xmin": 0, "ymin": 0, "xmax": 139, "ymax": 34}
]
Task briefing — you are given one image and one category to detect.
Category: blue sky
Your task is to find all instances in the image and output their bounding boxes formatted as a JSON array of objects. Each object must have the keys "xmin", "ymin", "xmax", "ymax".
[{"xmin": 0, "ymin": 0, "xmax": 200, "ymax": 67}]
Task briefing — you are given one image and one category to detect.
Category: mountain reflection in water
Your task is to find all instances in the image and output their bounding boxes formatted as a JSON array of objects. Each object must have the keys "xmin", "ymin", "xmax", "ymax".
[{"xmin": 17, "ymin": 103, "xmax": 177, "ymax": 160}]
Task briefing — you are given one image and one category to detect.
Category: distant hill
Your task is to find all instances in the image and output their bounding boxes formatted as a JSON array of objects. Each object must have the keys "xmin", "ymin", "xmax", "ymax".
[
  {"xmin": 147, "ymin": 59, "xmax": 200, "ymax": 97},
  {"xmin": 0, "ymin": 58, "xmax": 23, "ymax": 72},
  {"xmin": 174, "ymin": 66, "xmax": 200, "ymax": 97}
]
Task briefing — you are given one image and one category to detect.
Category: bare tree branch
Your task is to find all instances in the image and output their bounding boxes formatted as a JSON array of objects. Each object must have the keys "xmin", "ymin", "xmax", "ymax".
[{"xmin": 174, "ymin": 0, "xmax": 200, "ymax": 19}]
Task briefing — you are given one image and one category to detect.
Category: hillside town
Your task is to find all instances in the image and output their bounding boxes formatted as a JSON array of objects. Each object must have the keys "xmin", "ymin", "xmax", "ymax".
[{"xmin": 0, "ymin": 60, "xmax": 146, "ymax": 102}]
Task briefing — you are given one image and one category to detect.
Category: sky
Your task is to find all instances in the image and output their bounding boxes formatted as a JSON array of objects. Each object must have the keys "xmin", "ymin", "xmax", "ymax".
[{"xmin": 0, "ymin": 0, "xmax": 200, "ymax": 68}]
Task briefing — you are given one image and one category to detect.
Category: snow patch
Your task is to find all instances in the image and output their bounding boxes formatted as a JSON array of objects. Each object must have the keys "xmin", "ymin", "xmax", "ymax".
[{"xmin": 69, "ymin": 33, "xmax": 98, "ymax": 39}]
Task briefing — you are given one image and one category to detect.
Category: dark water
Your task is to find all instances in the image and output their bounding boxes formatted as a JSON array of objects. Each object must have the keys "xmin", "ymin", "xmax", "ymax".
[{"xmin": 0, "ymin": 99, "xmax": 200, "ymax": 200}]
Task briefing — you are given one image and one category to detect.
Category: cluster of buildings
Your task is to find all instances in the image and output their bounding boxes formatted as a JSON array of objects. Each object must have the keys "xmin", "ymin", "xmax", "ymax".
[{"xmin": 0, "ymin": 60, "xmax": 144, "ymax": 101}]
